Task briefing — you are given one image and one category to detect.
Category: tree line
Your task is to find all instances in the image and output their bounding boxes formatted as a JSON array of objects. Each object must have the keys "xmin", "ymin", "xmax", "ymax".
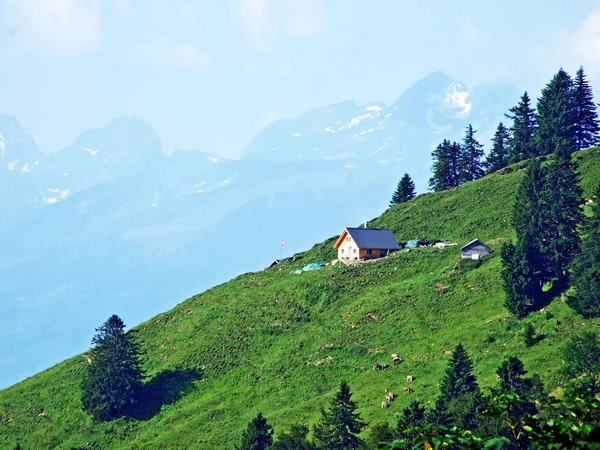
[
  {"xmin": 235, "ymin": 331, "xmax": 600, "ymax": 449},
  {"xmin": 498, "ymin": 69, "xmax": 600, "ymax": 319},
  {"xmin": 428, "ymin": 66, "xmax": 599, "ymax": 192},
  {"xmin": 390, "ymin": 66, "xmax": 598, "ymax": 207}
]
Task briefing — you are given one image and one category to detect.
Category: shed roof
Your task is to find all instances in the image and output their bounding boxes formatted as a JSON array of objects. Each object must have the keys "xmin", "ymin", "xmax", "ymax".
[
  {"xmin": 334, "ymin": 227, "xmax": 400, "ymax": 250},
  {"xmin": 460, "ymin": 239, "xmax": 493, "ymax": 253}
]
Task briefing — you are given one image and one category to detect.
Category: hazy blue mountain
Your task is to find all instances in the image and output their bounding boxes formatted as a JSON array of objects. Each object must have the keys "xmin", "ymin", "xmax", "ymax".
[{"xmin": 0, "ymin": 71, "xmax": 519, "ymax": 388}]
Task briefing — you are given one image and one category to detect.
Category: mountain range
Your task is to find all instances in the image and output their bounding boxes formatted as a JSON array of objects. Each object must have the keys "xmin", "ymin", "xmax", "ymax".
[{"xmin": 0, "ymin": 71, "xmax": 520, "ymax": 388}]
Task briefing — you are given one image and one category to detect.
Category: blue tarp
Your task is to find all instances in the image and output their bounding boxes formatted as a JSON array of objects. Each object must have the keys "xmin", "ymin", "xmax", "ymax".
[
  {"xmin": 406, "ymin": 239, "xmax": 423, "ymax": 249},
  {"xmin": 300, "ymin": 263, "xmax": 326, "ymax": 271}
]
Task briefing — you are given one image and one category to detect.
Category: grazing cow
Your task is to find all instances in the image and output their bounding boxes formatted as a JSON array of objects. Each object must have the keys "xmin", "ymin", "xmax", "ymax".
[
  {"xmin": 406, "ymin": 375, "xmax": 414, "ymax": 382},
  {"xmin": 443, "ymin": 349, "xmax": 452, "ymax": 355},
  {"xmin": 373, "ymin": 363, "xmax": 382, "ymax": 371},
  {"xmin": 403, "ymin": 386, "xmax": 414, "ymax": 394},
  {"xmin": 392, "ymin": 354, "xmax": 402, "ymax": 364},
  {"xmin": 381, "ymin": 401, "xmax": 389, "ymax": 408},
  {"xmin": 381, "ymin": 364, "xmax": 390, "ymax": 370},
  {"xmin": 386, "ymin": 392, "xmax": 396, "ymax": 401}
]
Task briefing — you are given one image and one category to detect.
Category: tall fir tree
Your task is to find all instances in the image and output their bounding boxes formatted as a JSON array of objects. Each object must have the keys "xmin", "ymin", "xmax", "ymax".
[
  {"xmin": 536, "ymin": 68, "xmax": 577, "ymax": 156},
  {"xmin": 313, "ymin": 382, "xmax": 365, "ymax": 450},
  {"xmin": 505, "ymin": 91, "xmax": 538, "ymax": 163},
  {"xmin": 484, "ymin": 122, "xmax": 511, "ymax": 173},
  {"xmin": 459, "ymin": 124, "xmax": 485, "ymax": 183},
  {"xmin": 437, "ymin": 343, "xmax": 479, "ymax": 408},
  {"xmin": 573, "ymin": 66, "xmax": 600, "ymax": 151},
  {"xmin": 237, "ymin": 412, "xmax": 274, "ymax": 450},
  {"xmin": 429, "ymin": 139, "xmax": 462, "ymax": 192},
  {"xmin": 500, "ymin": 240, "xmax": 540, "ymax": 318},
  {"xmin": 539, "ymin": 140, "xmax": 583, "ymax": 287},
  {"xmin": 562, "ymin": 331, "xmax": 600, "ymax": 398},
  {"xmin": 567, "ymin": 182, "xmax": 600, "ymax": 317},
  {"xmin": 511, "ymin": 157, "xmax": 547, "ymax": 282},
  {"xmin": 390, "ymin": 173, "xmax": 416, "ymax": 206},
  {"xmin": 396, "ymin": 400, "xmax": 428, "ymax": 444},
  {"xmin": 80, "ymin": 315, "xmax": 145, "ymax": 421}
]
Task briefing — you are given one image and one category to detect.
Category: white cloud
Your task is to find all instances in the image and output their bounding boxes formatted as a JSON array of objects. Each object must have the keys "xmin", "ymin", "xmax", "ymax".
[
  {"xmin": 139, "ymin": 39, "xmax": 212, "ymax": 70},
  {"xmin": 235, "ymin": 0, "xmax": 324, "ymax": 48},
  {"xmin": 113, "ymin": 0, "xmax": 131, "ymax": 12},
  {"xmin": 568, "ymin": 11, "xmax": 600, "ymax": 76},
  {"xmin": 2, "ymin": 0, "xmax": 103, "ymax": 57}
]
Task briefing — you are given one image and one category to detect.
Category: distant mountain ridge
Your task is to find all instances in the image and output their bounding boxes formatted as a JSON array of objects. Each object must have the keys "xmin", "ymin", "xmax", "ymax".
[{"xmin": 0, "ymin": 71, "xmax": 520, "ymax": 388}]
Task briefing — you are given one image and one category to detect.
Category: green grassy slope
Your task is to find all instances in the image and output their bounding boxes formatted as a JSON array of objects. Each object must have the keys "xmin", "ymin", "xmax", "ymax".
[{"xmin": 1, "ymin": 148, "xmax": 600, "ymax": 449}]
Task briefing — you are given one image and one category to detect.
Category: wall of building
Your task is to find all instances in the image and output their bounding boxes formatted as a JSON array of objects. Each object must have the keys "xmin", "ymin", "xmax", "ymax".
[{"xmin": 461, "ymin": 243, "xmax": 492, "ymax": 258}]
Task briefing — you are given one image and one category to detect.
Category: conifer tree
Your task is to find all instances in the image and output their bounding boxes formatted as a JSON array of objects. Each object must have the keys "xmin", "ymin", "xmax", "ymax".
[
  {"xmin": 237, "ymin": 412, "xmax": 274, "ymax": 450},
  {"xmin": 573, "ymin": 66, "xmax": 600, "ymax": 151},
  {"xmin": 437, "ymin": 344, "xmax": 479, "ymax": 407},
  {"xmin": 484, "ymin": 122, "xmax": 511, "ymax": 173},
  {"xmin": 429, "ymin": 140, "xmax": 461, "ymax": 192},
  {"xmin": 459, "ymin": 124, "xmax": 485, "ymax": 183},
  {"xmin": 396, "ymin": 400, "xmax": 427, "ymax": 443},
  {"xmin": 536, "ymin": 68, "xmax": 577, "ymax": 156},
  {"xmin": 500, "ymin": 241, "xmax": 540, "ymax": 318},
  {"xmin": 492, "ymin": 356, "xmax": 543, "ymax": 446},
  {"xmin": 567, "ymin": 183, "xmax": 600, "ymax": 317},
  {"xmin": 562, "ymin": 331, "xmax": 600, "ymax": 398},
  {"xmin": 313, "ymin": 382, "xmax": 365, "ymax": 450},
  {"xmin": 390, "ymin": 173, "xmax": 416, "ymax": 206},
  {"xmin": 80, "ymin": 314, "xmax": 145, "ymax": 421},
  {"xmin": 539, "ymin": 140, "xmax": 583, "ymax": 287},
  {"xmin": 505, "ymin": 91, "xmax": 537, "ymax": 163}
]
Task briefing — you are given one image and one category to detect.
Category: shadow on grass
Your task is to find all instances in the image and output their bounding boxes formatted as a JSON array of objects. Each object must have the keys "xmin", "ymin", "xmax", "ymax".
[{"xmin": 130, "ymin": 367, "xmax": 203, "ymax": 420}]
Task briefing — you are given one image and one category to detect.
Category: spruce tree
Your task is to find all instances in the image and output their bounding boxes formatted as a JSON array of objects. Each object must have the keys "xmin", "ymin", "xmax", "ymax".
[
  {"xmin": 567, "ymin": 183, "xmax": 600, "ymax": 317},
  {"xmin": 573, "ymin": 66, "xmax": 600, "ymax": 151},
  {"xmin": 492, "ymin": 356, "xmax": 543, "ymax": 446},
  {"xmin": 80, "ymin": 314, "xmax": 145, "ymax": 421},
  {"xmin": 484, "ymin": 122, "xmax": 511, "ymax": 173},
  {"xmin": 429, "ymin": 140, "xmax": 461, "ymax": 192},
  {"xmin": 313, "ymin": 382, "xmax": 365, "ymax": 450},
  {"xmin": 437, "ymin": 343, "xmax": 479, "ymax": 407},
  {"xmin": 237, "ymin": 412, "xmax": 274, "ymax": 450},
  {"xmin": 562, "ymin": 331, "xmax": 600, "ymax": 398},
  {"xmin": 500, "ymin": 241, "xmax": 540, "ymax": 318},
  {"xmin": 536, "ymin": 68, "xmax": 577, "ymax": 156},
  {"xmin": 505, "ymin": 91, "xmax": 538, "ymax": 163},
  {"xmin": 396, "ymin": 400, "xmax": 427, "ymax": 444},
  {"xmin": 539, "ymin": 140, "xmax": 583, "ymax": 287},
  {"xmin": 459, "ymin": 124, "xmax": 485, "ymax": 183},
  {"xmin": 390, "ymin": 173, "xmax": 416, "ymax": 206}
]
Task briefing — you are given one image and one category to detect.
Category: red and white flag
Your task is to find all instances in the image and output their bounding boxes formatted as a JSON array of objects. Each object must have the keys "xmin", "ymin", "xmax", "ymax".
[{"xmin": 280, "ymin": 239, "xmax": 287, "ymax": 247}]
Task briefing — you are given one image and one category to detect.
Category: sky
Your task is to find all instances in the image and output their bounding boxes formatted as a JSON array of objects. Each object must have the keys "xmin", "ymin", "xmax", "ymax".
[{"xmin": 0, "ymin": 0, "xmax": 599, "ymax": 159}]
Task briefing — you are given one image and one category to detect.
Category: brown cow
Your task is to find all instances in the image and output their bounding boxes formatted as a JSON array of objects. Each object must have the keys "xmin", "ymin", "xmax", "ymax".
[{"xmin": 403, "ymin": 386, "xmax": 414, "ymax": 394}]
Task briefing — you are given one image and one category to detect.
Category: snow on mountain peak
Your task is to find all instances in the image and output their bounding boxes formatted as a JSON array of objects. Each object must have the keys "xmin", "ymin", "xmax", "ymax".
[
  {"xmin": 84, "ymin": 148, "xmax": 99, "ymax": 156},
  {"xmin": 443, "ymin": 81, "xmax": 472, "ymax": 119},
  {"xmin": 0, "ymin": 132, "xmax": 5, "ymax": 157}
]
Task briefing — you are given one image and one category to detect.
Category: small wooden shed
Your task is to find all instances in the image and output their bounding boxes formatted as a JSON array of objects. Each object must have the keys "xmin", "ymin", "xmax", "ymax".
[
  {"xmin": 334, "ymin": 227, "xmax": 400, "ymax": 262},
  {"xmin": 461, "ymin": 239, "xmax": 493, "ymax": 259}
]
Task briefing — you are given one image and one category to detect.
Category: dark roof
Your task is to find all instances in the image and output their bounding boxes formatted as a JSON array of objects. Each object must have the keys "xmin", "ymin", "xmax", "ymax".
[
  {"xmin": 460, "ymin": 239, "xmax": 493, "ymax": 252},
  {"xmin": 340, "ymin": 227, "xmax": 400, "ymax": 250}
]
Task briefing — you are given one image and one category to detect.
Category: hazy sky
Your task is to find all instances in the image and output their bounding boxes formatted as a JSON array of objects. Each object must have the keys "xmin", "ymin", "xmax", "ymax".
[{"xmin": 1, "ymin": 0, "xmax": 599, "ymax": 158}]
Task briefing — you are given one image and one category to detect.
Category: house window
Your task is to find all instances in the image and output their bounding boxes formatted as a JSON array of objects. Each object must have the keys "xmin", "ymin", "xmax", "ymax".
[
  {"xmin": 341, "ymin": 249, "xmax": 344, "ymax": 254},
  {"xmin": 346, "ymin": 236, "xmax": 351, "ymax": 242},
  {"xmin": 353, "ymin": 248, "xmax": 357, "ymax": 254},
  {"xmin": 366, "ymin": 249, "xmax": 372, "ymax": 255}
]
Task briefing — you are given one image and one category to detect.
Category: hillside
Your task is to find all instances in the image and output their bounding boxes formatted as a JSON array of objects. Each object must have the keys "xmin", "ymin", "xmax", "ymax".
[
  {"xmin": 0, "ymin": 71, "xmax": 519, "ymax": 390},
  {"xmin": 1, "ymin": 147, "xmax": 600, "ymax": 449}
]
